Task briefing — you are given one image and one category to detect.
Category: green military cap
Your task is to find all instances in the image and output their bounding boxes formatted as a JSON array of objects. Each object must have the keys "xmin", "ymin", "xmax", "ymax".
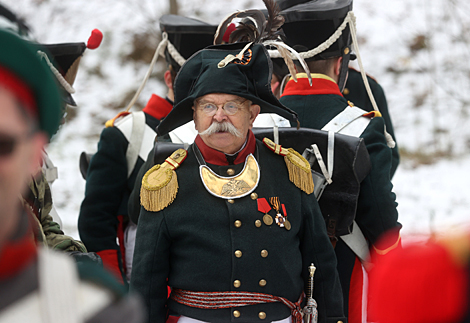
[
  {"xmin": 157, "ymin": 42, "xmax": 298, "ymax": 135},
  {"xmin": 0, "ymin": 28, "xmax": 61, "ymax": 139}
]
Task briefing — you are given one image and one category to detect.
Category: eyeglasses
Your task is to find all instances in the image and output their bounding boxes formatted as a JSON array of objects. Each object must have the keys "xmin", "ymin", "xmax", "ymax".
[
  {"xmin": 0, "ymin": 133, "xmax": 31, "ymax": 158},
  {"xmin": 196, "ymin": 99, "xmax": 249, "ymax": 117}
]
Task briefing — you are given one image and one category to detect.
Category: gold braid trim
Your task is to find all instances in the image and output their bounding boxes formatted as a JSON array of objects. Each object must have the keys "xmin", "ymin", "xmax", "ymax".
[
  {"xmin": 285, "ymin": 148, "xmax": 314, "ymax": 195},
  {"xmin": 140, "ymin": 149, "xmax": 187, "ymax": 212},
  {"xmin": 263, "ymin": 138, "xmax": 314, "ymax": 195}
]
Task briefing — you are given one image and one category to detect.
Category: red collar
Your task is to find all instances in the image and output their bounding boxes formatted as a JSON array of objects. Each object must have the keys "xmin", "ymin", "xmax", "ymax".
[
  {"xmin": 143, "ymin": 94, "xmax": 173, "ymax": 121},
  {"xmin": 0, "ymin": 224, "xmax": 37, "ymax": 280},
  {"xmin": 194, "ymin": 131, "xmax": 256, "ymax": 166},
  {"xmin": 281, "ymin": 73, "xmax": 343, "ymax": 97}
]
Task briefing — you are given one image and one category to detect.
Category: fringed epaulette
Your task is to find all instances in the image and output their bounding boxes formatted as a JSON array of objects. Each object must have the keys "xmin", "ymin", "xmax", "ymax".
[
  {"xmin": 104, "ymin": 111, "xmax": 131, "ymax": 128},
  {"xmin": 140, "ymin": 149, "xmax": 187, "ymax": 212},
  {"xmin": 263, "ymin": 138, "xmax": 314, "ymax": 194}
]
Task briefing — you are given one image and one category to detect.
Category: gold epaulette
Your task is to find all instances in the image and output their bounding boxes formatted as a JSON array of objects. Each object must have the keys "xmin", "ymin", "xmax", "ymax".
[
  {"xmin": 362, "ymin": 110, "xmax": 382, "ymax": 118},
  {"xmin": 104, "ymin": 111, "xmax": 131, "ymax": 128},
  {"xmin": 263, "ymin": 138, "xmax": 314, "ymax": 195},
  {"xmin": 140, "ymin": 149, "xmax": 187, "ymax": 212}
]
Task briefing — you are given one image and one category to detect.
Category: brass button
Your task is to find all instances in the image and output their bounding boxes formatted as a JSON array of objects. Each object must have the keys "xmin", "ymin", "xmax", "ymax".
[
  {"xmin": 344, "ymin": 47, "xmax": 350, "ymax": 55},
  {"xmin": 228, "ymin": 199, "xmax": 235, "ymax": 204},
  {"xmin": 233, "ymin": 280, "xmax": 241, "ymax": 288},
  {"xmin": 337, "ymin": 321, "xmax": 343, "ymax": 323},
  {"xmin": 343, "ymin": 88, "xmax": 350, "ymax": 95},
  {"xmin": 255, "ymin": 220, "xmax": 262, "ymax": 227},
  {"xmin": 250, "ymin": 192, "xmax": 258, "ymax": 200},
  {"xmin": 259, "ymin": 312, "xmax": 266, "ymax": 320},
  {"xmin": 227, "ymin": 168, "xmax": 235, "ymax": 176},
  {"xmin": 235, "ymin": 250, "xmax": 242, "ymax": 258},
  {"xmin": 259, "ymin": 279, "xmax": 267, "ymax": 287},
  {"xmin": 234, "ymin": 220, "xmax": 242, "ymax": 228},
  {"xmin": 260, "ymin": 250, "xmax": 268, "ymax": 258},
  {"xmin": 233, "ymin": 310, "xmax": 241, "ymax": 318}
]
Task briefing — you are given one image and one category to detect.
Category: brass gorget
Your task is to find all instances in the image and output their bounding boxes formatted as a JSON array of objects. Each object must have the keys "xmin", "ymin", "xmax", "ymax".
[{"xmin": 199, "ymin": 154, "xmax": 260, "ymax": 199}]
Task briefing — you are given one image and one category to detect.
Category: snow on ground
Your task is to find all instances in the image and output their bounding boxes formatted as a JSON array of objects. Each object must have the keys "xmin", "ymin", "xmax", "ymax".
[{"xmin": 3, "ymin": 0, "xmax": 470, "ymax": 241}]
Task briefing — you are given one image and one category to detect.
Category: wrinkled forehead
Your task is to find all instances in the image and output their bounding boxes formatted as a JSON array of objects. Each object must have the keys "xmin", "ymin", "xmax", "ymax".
[{"xmin": 194, "ymin": 93, "xmax": 246, "ymax": 105}]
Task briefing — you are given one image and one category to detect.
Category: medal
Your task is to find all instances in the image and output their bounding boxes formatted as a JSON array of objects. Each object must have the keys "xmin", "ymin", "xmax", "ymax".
[
  {"xmin": 263, "ymin": 214, "xmax": 274, "ymax": 226},
  {"xmin": 257, "ymin": 198, "xmax": 273, "ymax": 225},
  {"xmin": 270, "ymin": 197, "xmax": 290, "ymax": 231},
  {"xmin": 282, "ymin": 204, "xmax": 291, "ymax": 231}
]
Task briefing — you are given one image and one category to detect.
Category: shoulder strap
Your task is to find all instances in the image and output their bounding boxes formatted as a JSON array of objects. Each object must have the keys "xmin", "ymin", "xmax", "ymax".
[
  {"xmin": 126, "ymin": 111, "xmax": 146, "ymax": 177},
  {"xmin": 115, "ymin": 112, "xmax": 157, "ymax": 178},
  {"xmin": 322, "ymin": 106, "xmax": 372, "ymax": 137}
]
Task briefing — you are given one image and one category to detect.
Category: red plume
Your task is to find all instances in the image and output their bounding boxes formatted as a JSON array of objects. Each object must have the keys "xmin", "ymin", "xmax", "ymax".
[
  {"xmin": 87, "ymin": 29, "xmax": 103, "ymax": 50},
  {"xmin": 223, "ymin": 23, "xmax": 236, "ymax": 43}
]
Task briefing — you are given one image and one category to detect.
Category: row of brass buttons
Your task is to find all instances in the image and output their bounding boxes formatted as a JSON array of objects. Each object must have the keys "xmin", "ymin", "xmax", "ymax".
[
  {"xmin": 226, "ymin": 192, "xmax": 259, "ymax": 205},
  {"xmin": 233, "ymin": 279, "xmax": 267, "ymax": 288},
  {"xmin": 230, "ymin": 189, "xmax": 267, "ymax": 319},
  {"xmin": 233, "ymin": 310, "xmax": 266, "ymax": 319},
  {"xmin": 232, "ymin": 248, "xmax": 268, "ymax": 258}
]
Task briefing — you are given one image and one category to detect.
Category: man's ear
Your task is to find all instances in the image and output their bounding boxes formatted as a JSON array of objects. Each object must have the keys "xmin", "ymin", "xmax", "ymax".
[
  {"xmin": 164, "ymin": 70, "xmax": 173, "ymax": 90},
  {"xmin": 249, "ymin": 104, "xmax": 261, "ymax": 128},
  {"xmin": 334, "ymin": 57, "xmax": 343, "ymax": 77}
]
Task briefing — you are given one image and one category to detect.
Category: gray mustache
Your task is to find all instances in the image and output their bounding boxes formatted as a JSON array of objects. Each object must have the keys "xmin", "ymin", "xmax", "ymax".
[{"xmin": 198, "ymin": 121, "xmax": 242, "ymax": 138}]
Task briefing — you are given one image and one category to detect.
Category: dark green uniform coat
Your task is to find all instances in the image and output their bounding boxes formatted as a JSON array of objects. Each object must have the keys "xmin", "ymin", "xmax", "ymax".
[
  {"xmin": 343, "ymin": 68, "xmax": 399, "ymax": 177},
  {"xmin": 78, "ymin": 95, "xmax": 171, "ymax": 281},
  {"xmin": 280, "ymin": 74, "xmax": 400, "ymax": 320},
  {"xmin": 131, "ymin": 134, "xmax": 346, "ymax": 323}
]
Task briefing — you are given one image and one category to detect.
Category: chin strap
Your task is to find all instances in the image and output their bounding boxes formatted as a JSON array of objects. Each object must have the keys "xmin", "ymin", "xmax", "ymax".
[{"xmin": 122, "ymin": 32, "xmax": 185, "ymax": 113}]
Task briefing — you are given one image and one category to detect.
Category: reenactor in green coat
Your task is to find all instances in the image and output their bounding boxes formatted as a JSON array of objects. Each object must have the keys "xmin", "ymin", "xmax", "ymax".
[
  {"xmin": 343, "ymin": 68, "xmax": 399, "ymax": 177},
  {"xmin": 0, "ymin": 27, "xmax": 143, "ymax": 323},
  {"xmin": 78, "ymin": 15, "xmax": 217, "ymax": 284},
  {"xmin": 275, "ymin": 0, "xmax": 401, "ymax": 322},
  {"xmin": 130, "ymin": 5, "xmax": 346, "ymax": 323}
]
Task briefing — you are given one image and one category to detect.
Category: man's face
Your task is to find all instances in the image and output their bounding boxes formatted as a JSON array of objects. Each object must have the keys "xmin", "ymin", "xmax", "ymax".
[
  {"xmin": 193, "ymin": 93, "xmax": 260, "ymax": 154},
  {"xmin": 0, "ymin": 87, "xmax": 45, "ymax": 249}
]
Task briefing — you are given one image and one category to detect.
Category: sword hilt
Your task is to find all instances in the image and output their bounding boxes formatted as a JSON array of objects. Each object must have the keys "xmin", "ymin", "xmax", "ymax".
[{"xmin": 306, "ymin": 263, "xmax": 316, "ymax": 299}]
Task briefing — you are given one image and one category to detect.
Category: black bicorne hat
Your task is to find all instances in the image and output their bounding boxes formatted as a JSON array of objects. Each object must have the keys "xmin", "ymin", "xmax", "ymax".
[
  {"xmin": 156, "ymin": 42, "xmax": 298, "ymax": 136},
  {"xmin": 160, "ymin": 14, "xmax": 217, "ymax": 73}
]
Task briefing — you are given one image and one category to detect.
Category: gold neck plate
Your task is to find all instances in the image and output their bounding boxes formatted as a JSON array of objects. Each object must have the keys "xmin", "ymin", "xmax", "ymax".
[{"xmin": 199, "ymin": 154, "xmax": 260, "ymax": 199}]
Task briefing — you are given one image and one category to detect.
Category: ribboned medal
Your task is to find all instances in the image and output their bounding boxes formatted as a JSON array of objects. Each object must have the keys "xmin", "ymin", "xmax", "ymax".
[
  {"xmin": 257, "ymin": 198, "xmax": 273, "ymax": 225},
  {"xmin": 270, "ymin": 197, "xmax": 290, "ymax": 231},
  {"xmin": 282, "ymin": 204, "xmax": 291, "ymax": 231}
]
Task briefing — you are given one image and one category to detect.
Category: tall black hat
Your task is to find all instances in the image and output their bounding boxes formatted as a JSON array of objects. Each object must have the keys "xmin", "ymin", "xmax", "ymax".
[
  {"xmin": 278, "ymin": 0, "xmax": 353, "ymax": 89},
  {"xmin": 156, "ymin": 42, "xmax": 298, "ymax": 136},
  {"xmin": 159, "ymin": 15, "xmax": 217, "ymax": 73},
  {"xmin": 38, "ymin": 42, "xmax": 88, "ymax": 106}
]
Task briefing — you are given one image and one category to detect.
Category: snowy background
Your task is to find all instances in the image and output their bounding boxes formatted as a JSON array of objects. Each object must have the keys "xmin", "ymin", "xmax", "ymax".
[{"xmin": 3, "ymin": 0, "xmax": 470, "ymax": 242}]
